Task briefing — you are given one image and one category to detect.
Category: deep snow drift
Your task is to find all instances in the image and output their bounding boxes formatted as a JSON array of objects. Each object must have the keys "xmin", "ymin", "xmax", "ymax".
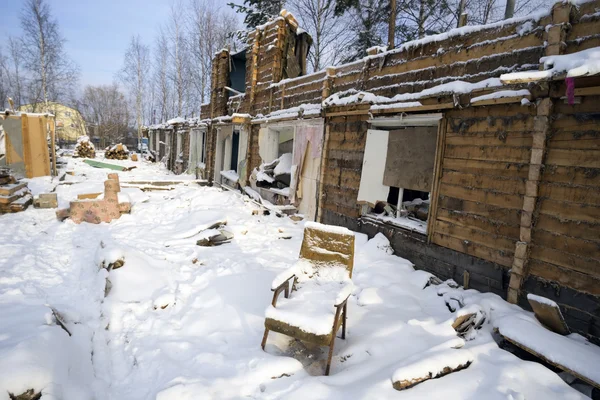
[{"xmin": 0, "ymin": 158, "xmax": 592, "ymax": 399}]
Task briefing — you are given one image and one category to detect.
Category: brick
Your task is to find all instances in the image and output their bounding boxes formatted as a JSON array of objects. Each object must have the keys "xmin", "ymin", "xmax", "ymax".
[
  {"xmin": 523, "ymin": 195, "xmax": 537, "ymax": 213},
  {"xmin": 532, "ymin": 131, "xmax": 546, "ymax": 150},
  {"xmin": 512, "ymin": 256, "xmax": 526, "ymax": 272},
  {"xmin": 536, "ymin": 98, "xmax": 553, "ymax": 116},
  {"xmin": 521, "ymin": 211, "xmax": 532, "ymax": 228},
  {"xmin": 528, "ymin": 164, "xmax": 542, "ymax": 182},
  {"xmin": 525, "ymin": 180, "xmax": 539, "ymax": 197},
  {"xmin": 520, "ymin": 226, "xmax": 532, "ymax": 242},
  {"xmin": 514, "ymin": 241, "xmax": 528, "ymax": 260},
  {"xmin": 530, "ymin": 148, "xmax": 544, "ymax": 165}
]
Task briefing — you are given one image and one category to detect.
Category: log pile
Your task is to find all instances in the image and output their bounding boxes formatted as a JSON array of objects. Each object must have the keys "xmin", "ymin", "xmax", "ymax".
[
  {"xmin": 0, "ymin": 169, "xmax": 32, "ymax": 214},
  {"xmin": 74, "ymin": 136, "xmax": 96, "ymax": 158},
  {"xmin": 105, "ymin": 144, "xmax": 129, "ymax": 160}
]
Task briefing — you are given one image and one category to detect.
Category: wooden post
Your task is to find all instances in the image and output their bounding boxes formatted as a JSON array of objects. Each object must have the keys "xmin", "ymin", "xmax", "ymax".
[
  {"xmin": 388, "ymin": 0, "xmax": 397, "ymax": 49},
  {"xmin": 49, "ymin": 115, "xmax": 57, "ymax": 177},
  {"xmin": 506, "ymin": 1, "xmax": 570, "ymax": 304},
  {"xmin": 457, "ymin": 0, "xmax": 467, "ymax": 27}
]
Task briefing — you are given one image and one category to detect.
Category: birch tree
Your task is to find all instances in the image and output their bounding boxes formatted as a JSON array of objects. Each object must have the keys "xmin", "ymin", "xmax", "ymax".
[
  {"xmin": 20, "ymin": 0, "xmax": 79, "ymax": 112},
  {"xmin": 118, "ymin": 35, "xmax": 150, "ymax": 141}
]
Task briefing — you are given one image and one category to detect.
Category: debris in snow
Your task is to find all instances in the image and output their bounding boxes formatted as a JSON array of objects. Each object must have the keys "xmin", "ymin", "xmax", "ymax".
[
  {"xmin": 196, "ymin": 228, "xmax": 234, "ymax": 247},
  {"xmin": 33, "ymin": 193, "xmax": 58, "ymax": 209},
  {"xmin": 392, "ymin": 348, "xmax": 474, "ymax": 390},
  {"xmin": 220, "ymin": 170, "xmax": 239, "ymax": 183},
  {"xmin": 0, "ymin": 175, "xmax": 32, "ymax": 214},
  {"xmin": 501, "ymin": 46, "xmax": 600, "ymax": 83},
  {"xmin": 495, "ymin": 313, "xmax": 600, "ymax": 388},
  {"xmin": 253, "ymin": 153, "xmax": 293, "ymax": 192},
  {"xmin": 452, "ymin": 304, "xmax": 486, "ymax": 340},
  {"xmin": 527, "ymin": 294, "xmax": 570, "ymax": 335}
]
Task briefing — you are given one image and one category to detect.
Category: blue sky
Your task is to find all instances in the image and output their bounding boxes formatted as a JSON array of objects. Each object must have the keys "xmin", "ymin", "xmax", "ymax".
[{"xmin": 1, "ymin": 0, "xmax": 175, "ymax": 86}]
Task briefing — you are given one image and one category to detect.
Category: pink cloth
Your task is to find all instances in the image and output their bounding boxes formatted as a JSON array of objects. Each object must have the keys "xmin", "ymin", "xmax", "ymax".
[{"xmin": 566, "ymin": 77, "xmax": 575, "ymax": 105}]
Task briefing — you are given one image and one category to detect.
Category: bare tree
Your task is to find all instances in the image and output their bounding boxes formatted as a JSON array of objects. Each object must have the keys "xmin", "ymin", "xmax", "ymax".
[
  {"xmin": 166, "ymin": 2, "xmax": 189, "ymax": 117},
  {"xmin": 79, "ymin": 84, "xmax": 130, "ymax": 146},
  {"xmin": 289, "ymin": 0, "xmax": 353, "ymax": 71},
  {"xmin": 152, "ymin": 28, "xmax": 172, "ymax": 122},
  {"xmin": 118, "ymin": 35, "xmax": 150, "ymax": 142},
  {"xmin": 0, "ymin": 46, "xmax": 7, "ymax": 110},
  {"xmin": 20, "ymin": 0, "xmax": 79, "ymax": 112}
]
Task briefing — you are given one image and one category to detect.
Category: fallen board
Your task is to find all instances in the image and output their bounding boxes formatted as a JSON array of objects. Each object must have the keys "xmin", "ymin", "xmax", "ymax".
[
  {"xmin": 527, "ymin": 294, "xmax": 570, "ymax": 336},
  {"xmin": 83, "ymin": 159, "xmax": 133, "ymax": 171},
  {"xmin": 495, "ymin": 314, "xmax": 600, "ymax": 389},
  {"xmin": 0, "ymin": 182, "xmax": 27, "ymax": 196}
]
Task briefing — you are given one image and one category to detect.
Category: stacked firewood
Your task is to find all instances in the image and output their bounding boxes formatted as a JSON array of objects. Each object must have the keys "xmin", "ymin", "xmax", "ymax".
[
  {"xmin": 0, "ymin": 169, "xmax": 32, "ymax": 214},
  {"xmin": 105, "ymin": 144, "xmax": 129, "ymax": 160},
  {"xmin": 74, "ymin": 136, "xmax": 96, "ymax": 158}
]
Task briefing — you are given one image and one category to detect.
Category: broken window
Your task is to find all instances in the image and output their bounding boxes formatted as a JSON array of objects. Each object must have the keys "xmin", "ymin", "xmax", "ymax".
[
  {"xmin": 358, "ymin": 116, "xmax": 440, "ymax": 234},
  {"xmin": 255, "ymin": 126, "xmax": 294, "ymax": 197},
  {"xmin": 216, "ymin": 125, "xmax": 248, "ymax": 186}
]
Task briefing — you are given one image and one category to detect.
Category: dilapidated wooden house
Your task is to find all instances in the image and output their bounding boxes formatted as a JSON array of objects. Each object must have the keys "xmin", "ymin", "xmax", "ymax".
[{"xmin": 147, "ymin": 2, "xmax": 600, "ymax": 344}]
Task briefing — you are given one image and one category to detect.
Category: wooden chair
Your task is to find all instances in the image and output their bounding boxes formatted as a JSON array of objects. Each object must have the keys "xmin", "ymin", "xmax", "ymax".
[{"xmin": 261, "ymin": 221, "xmax": 355, "ymax": 375}]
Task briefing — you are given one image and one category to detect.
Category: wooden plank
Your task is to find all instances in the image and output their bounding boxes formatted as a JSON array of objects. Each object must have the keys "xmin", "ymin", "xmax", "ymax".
[
  {"xmin": 545, "ymin": 148, "xmax": 600, "ymax": 168},
  {"xmin": 542, "ymin": 165, "xmax": 600, "ymax": 186},
  {"xmin": 428, "ymin": 119, "xmax": 446, "ymax": 242},
  {"xmin": 441, "ymin": 170, "xmax": 526, "ymax": 195},
  {"xmin": 536, "ymin": 212, "xmax": 600, "ymax": 241},
  {"xmin": 437, "ymin": 208, "xmax": 520, "ymax": 239},
  {"xmin": 371, "ymin": 102, "xmax": 454, "ymax": 114},
  {"xmin": 432, "ymin": 232, "xmax": 513, "ymax": 268},
  {"xmin": 21, "ymin": 114, "xmax": 32, "ymax": 178},
  {"xmin": 538, "ymin": 182, "xmax": 600, "ymax": 206},
  {"xmin": 498, "ymin": 332, "xmax": 600, "ymax": 390},
  {"xmin": 0, "ymin": 182, "xmax": 26, "ymax": 196},
  {"xmin": 528, "ymin": 259, "xmax": 600, "ymax": 296},
  {"xmin": 445, "ymin": 144, "xmax": 531, "ymax": 163},
  {"xmin": 445, "ymin": 132, "xmax": 532, "ymax": 147},
  {"xmin": 435, "ymin": 219, "xmax": 516, "ymax": 252},
  {"xmin": 530, "ymin": 244, "xmax": 600, "ymax": 277},
  {"xmin": 50, "ymin": 116, "xmax": 57, "ymax": 176},
  {"xmin": 443, "ymin": 158, "xmax": 529, "ymax": 178},
  {"xmin": 528, "ymin": 295, "xmax": 571, "ymax": 335},
  {"xmin": 547, "ymin": 132, "xmax": 600, "ymax": 150},
  {"xmin": 471, "ymin": 95, "xmax": 531, "ymax": 106},
  {"xmin": 573, "ymin": 86, "xmax": 600, "ymax": 96},
  {"xmin": 0, "ymin": 193, "xmax": 22, "ymax": 204},
  {"xmin": 532, "ymin": 229, "xmax": 600, "ymax": 261},
  {"xmin": 438, "ymin": 196, "xmax": 522, "ymax": 226},
  {"xmin": 439, "ymin": 182, "xmax": 524, "ymax": 209}
]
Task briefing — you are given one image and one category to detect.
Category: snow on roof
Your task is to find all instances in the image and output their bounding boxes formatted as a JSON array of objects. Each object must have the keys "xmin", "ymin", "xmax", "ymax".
[
  {"xmin": 501, "ymin": 46, "xmax": 600, "ymax": 83},
  {"xmin": 325, "ymin": 78, "xmax": 503, "ymax": 108},
  {"xmin": 470, "ymin": 89, "xmax": 531, "ymax": 103},
  {"xmin": 253, "ymin": 103, "xmax": 322, "ymax": 123},
  {"xmin": 167, "ymin": 117, "xmax": 186, "ymax": 125}
]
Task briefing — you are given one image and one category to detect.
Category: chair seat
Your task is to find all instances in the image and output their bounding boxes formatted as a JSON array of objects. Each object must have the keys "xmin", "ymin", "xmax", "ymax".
[{"xmin": 265, "ymin": 269, "xmax": 350, "ymax": 345}]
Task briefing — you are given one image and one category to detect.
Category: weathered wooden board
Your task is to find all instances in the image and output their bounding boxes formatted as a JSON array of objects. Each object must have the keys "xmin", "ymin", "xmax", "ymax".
[
  {"xmin": 435, "ymin": 219, "xmax": 516, "ymax": 252},
  {"xmin": 438, "ymin": 183, "xmax": 524, "ymax": 209},
  {"xmin": 436, "ymin": 208, "xmax": 520, "ymax": 239},
  {"xmin": 530, "ymin": 244, "xmax": 600, "ymax": 277},
  {"xmin": 527, "ymin": 295, "xmax": 570, "ymax": 335},
  {"xmin": 441, "ymin": 170, "xmax": 526, "ymax": 195},
  {"xmin": 383, "ymin": 126, "xmax": 437, "ymax": 191},
  {"xmin": 432, "ymin": 232, "xmax": 513, "ymax": 267},
  {"xmin": 528, "ymin": 259, "xmax": 600, "ymax": 296},
  {"xmin": 443, "ymin": 158, "xmax": 529, "ymax": 178}
]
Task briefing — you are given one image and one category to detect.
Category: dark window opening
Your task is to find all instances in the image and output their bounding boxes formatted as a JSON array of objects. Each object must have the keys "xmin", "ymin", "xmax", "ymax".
[
  {"xmin": 230, "ymin": 50, "xmax": 247, "ymax": 95},
  {"xmin": 230, "ymin": 131, "xmax": 240, "ymax": 171}
]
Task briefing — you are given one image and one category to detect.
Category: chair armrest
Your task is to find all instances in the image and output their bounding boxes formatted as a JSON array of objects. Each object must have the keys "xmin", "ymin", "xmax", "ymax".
[
  {"xmin": 335, "ymin": 282, "xmax": 354, "ymax": 307},
  {"xmin": 271, "ymin": 266, "xmax": 297, "ymax": 291}
]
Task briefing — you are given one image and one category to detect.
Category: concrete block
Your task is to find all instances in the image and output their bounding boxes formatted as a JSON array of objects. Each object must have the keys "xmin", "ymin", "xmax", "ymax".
[{"xmin": 525, "ymin": 180, "xmax": 539, "ymax": 197}]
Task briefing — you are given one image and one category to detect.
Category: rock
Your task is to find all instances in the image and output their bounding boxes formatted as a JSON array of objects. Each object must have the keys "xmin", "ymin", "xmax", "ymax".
[{"xmin": 8, "ymin": 389, "xmax": 41, "ymax": 400}]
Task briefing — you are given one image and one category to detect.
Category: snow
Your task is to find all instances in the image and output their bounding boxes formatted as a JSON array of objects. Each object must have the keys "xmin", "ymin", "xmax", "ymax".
[
  {"xmin": 305, "ymin": 220, "xmax": 354, "ymax": 236},
  {"xmin": 371, "ymin": 101, "xmax": 422, "ymax": 111},
  {"xmin": 501, "ymin": 46, "xmax": 600, "ymax": 82},
  {"xmin": 273, "ymin": 153, "xmax": 292, "ymax": 175},
  {"xmin": 254, "ymin": 103, "xmax": 322, "ymax": 122},
  {"xmin": 527, "ymin": 293, "xmax": 559, "ymax": 307},
  {"xmin": 220, "ymin": 169, "xmax": 239, "ymax": 182},
  {"xmin": 494, "ymin": 313, "xmax": 600, "ymax": 384},
  {"xmin": 167, "ymin": 117, "xmax": 186, "ymax": 125},
  {"xmin": 0, "ymin": 157, "xmax": 594, "ymax": 399},
  {"xmin": 392, "ymin": 348, "xmax": 474, "ymax": 385},
  {"xmin": 470, "ymin": 89, "xmax": 531, "ymax": 103}
]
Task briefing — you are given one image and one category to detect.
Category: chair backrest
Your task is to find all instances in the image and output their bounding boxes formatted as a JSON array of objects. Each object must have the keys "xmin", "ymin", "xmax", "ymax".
[{"xmin": 299, "ymin": 222, "xmax": 356, "ymax": 277}]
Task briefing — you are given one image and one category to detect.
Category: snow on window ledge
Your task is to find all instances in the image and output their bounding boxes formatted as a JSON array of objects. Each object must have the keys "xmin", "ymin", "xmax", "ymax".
[
  {"xmin": 362, "ymin": 213, "xmax": 428, "ymax": 235},
  {"xmin": 220, "ymin": 170, "xmax": 239, "ymax": 183}
]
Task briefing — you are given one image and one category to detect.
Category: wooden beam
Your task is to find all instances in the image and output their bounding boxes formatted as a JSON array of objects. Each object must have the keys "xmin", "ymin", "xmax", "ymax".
[
  {"xmin": 371, "ymin": 102, "xmax": 455, "ymax": 114},
  {"xmin": 574, "ymin": 86, "xmax": 600, "ymax": 96},
  {"xmin": 325, "ymin": 110, "xmax": 370, "ymax": 117},
  {"xmin": 471, "ymin": 95, "xmax": 531, "ymax": 107}
]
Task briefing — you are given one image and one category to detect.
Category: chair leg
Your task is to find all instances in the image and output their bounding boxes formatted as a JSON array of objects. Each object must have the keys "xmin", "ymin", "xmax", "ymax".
[
  {"xmin": 325, "ymin": 336, "xmax": 336, "ymax": 376},
  {"xmin": 261, "ymin": 328, "xmax": 270, "ymax": 350},
  {"xmin": 341, "ymin": 303, "xmax": 347, "ymax": 340}
]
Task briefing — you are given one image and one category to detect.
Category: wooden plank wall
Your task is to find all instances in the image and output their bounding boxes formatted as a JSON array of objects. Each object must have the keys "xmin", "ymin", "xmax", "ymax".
[
  {"xmin": 526, "ymin": 94, "xmax": 600, "ymax": 338},
  {"xmin": 431, "ymin": 104, "xmax": 535, "ymax": 270},
  {"xmin": 320, "ymin": 115, "xmax": 368, "ymax": 230}
]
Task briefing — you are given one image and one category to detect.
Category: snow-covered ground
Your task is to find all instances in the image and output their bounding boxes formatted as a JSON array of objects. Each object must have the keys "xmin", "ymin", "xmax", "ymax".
[{"xmin": 0, "ymin": 158, "xmax": 593, "ymax": 399}]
